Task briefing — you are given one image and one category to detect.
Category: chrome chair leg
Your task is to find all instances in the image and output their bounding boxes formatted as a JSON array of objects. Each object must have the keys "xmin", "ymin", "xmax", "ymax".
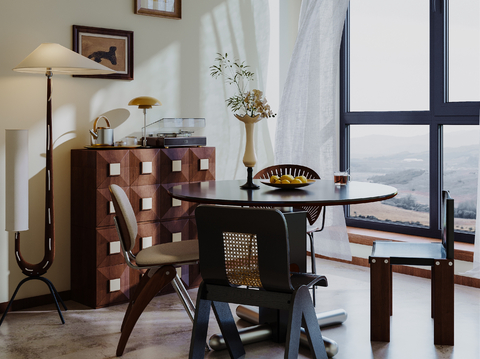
[{"xmin": 171, "ymin": 274, "xmax": 196, "ymax": 322}]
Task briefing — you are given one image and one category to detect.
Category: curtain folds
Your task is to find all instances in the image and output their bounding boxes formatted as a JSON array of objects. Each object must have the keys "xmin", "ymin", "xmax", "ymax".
[
  {"xmin": 468, "ymin": 135, "xmax": 480, "ymax": 277},
  {"xmin": 274, "ymin": 0, "xmax": 351, "ymax": 260}
]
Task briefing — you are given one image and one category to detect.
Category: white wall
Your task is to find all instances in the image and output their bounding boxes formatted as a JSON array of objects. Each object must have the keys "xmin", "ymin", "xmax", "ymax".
[{"xmin": 0, "ymin": 1, "xmax": 301, "ymax": 302}]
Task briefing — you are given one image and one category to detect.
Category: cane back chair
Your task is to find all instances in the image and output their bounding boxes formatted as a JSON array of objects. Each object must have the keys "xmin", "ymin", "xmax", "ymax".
[{"xmin": 189, "ymin": 205, "xmax": 329, "ymax": 359}]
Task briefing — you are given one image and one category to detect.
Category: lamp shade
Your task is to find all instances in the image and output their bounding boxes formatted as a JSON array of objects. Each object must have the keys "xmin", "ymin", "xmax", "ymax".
[
  {"xmin": 5, "ymin": 129, "xmax": 29, "ymax": 232},
  {"xmin": 13, "ymin": 43, "xmax": 115, "ymax": 75},
  {"xmin": 128, "ymin": 96, "xmax": 162, "ymax": 109}
]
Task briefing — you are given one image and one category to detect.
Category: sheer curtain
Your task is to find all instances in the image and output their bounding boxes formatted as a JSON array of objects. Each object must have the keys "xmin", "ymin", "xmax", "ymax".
[
  {"xmin": 468, "ymin": 131, "xmax": 480, "ymax": 277},
  {"xmin": 275, "ymin": 0, "xmax": 351, "ymax": 260}
]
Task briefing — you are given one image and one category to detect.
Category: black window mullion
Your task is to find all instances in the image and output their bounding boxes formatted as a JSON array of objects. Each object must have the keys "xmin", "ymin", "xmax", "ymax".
[{"xmin": 340, "ymin": 0, "xmax": 476, "ymax": 243}]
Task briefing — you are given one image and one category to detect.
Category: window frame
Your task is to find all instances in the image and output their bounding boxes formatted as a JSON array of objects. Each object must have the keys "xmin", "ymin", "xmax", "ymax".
[{"xmin": 340, "ymin": 0, "xmax": 479, "ymax": 243}]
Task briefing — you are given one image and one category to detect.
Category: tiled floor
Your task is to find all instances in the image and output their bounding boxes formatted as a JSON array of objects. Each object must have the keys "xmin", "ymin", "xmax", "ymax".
[{"xmin": 0, "ymin": 259, "xmax": 478, "ymax": 358}]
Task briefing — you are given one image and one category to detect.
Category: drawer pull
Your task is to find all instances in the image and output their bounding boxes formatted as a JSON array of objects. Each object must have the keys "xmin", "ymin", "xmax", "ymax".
[
  {"xmin": 141, "ymin": 198, "xmax": 153, "ymax": 210},
  {"xmin": 172, "ymin": 198, "xmax": 182, "ymax": 207},
  {"xmin": 109, "ymin": 163, "xmax": 121, "ymax": 176},
  {"xmin": 142, "ymin": 236, "xmax": 153, "ymax": 249},
  {"xmin": 172, "ymin": 160, "xmax": 182, "ymax": 172},
  {"xmin": 109, "ymin": 241, "xmax": 121, "ymax": 255},
  {"xmin": 109, "ymin": 278, "xmax": 121, "ymax": 293},
  {"xmin": 200, "ymin": 159, "xmax": 209, "ymax": 171},
  {"xmin": 109, "ymin": 201, "xmax": 116, "ymax": 214},
  {"xmin": 172, "ymin": 232, "xmax": 182, "ymax": 242},
  {"xmin": 142, "ymin": 161, "xmax": 153, "ymax": 174}
]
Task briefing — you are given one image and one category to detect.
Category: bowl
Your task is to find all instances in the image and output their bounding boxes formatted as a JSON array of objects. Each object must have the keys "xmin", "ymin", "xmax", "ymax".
[{"xmin": 260, "ymin": 179, "xmax": 315, "ymax": 189}]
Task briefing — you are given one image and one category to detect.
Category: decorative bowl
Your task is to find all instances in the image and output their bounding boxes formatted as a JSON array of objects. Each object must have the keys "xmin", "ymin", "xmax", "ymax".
[{"xmin": 260, "ymin": 179, "xmax": 315, "ymax": 189}]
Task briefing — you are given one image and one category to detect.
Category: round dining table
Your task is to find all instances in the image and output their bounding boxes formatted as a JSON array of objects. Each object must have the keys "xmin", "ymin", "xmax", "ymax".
[
  {"xmin": 168, "ymin": 179, "xmax": 398, "ymax": 356},
  {"xmin": 168, "ymin": 179, "xmax": 397, "ymax": 207}
]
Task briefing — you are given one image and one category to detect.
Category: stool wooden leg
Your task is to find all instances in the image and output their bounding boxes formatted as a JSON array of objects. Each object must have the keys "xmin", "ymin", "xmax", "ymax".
[
  {"xmin": 432, "ymin": 259, "xmax": 454, "ymax": 345},
  {"xmin": 370, "ymin": 257, "xmax": 391, "ymax": 342}
]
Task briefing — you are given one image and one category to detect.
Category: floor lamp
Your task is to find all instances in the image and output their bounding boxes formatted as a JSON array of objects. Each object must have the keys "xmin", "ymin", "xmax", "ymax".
[{"xmin": 0, "ymin": 43, "xmax": 114, "ymax": 326}]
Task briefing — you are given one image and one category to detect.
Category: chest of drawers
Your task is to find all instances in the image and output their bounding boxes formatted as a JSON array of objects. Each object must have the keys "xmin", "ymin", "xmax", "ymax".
[{"xmin": 71, "ymin": 147, "xmax": 215, "ymax": 308}]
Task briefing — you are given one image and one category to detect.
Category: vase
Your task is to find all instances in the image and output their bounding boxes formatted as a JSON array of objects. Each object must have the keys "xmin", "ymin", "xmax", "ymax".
[{"xmin": 235, "ymin": 114, "xmax": 262, "ymax": 189}]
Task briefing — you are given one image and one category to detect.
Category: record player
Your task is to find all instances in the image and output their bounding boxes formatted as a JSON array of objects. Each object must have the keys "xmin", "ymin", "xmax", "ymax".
[{"xmin": 144, "ymin": 118, "xmax": 207, "ymax": 148}]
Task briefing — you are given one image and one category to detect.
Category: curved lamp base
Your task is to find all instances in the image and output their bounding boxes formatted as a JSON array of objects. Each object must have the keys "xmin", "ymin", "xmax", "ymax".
[{"xmin": 0, "ymin": 276, "xmax": 67, "ymax": 326}]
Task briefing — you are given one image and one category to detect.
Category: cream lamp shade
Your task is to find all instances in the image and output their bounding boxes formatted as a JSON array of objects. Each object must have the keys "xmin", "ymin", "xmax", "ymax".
[
  {"xmin": 128, "ymin": 96, "xmax": 162, "ymax": 108},
  {"xmin": 5, "ymin": 129, "xmax": 29, "ymax": 232},
  {"xmin": 13, "ymin": 43, "xmax": 116, "ymax": 75}
]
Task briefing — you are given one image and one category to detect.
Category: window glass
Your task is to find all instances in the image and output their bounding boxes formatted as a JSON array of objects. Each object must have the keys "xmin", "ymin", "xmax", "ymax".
[
  {"xmin": 349, "ymin": 0, "xmax": 430, "ymax": 111},
  {"xmin": 349, "ymin": 125, "xmax": 430, "ymax": 227},
  {"xmin": 443, "ymin": 125, "xmax": 479, "ymax": 233},
  {"xmin": 448, "ymin": 0, "xmax": 480, "ymax": 102}
]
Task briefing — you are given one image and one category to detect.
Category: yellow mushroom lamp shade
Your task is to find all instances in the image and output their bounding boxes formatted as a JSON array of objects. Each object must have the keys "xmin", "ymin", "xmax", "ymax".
[{"xmin": 128, "ymin": 96, "xmax": 162, "ymax": 147}]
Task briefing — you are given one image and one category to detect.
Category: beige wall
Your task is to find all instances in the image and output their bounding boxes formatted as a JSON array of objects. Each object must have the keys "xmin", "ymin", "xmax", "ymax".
[{"xmin": 0, "ymin": 1, "xmax": 300, "ymax": 301}]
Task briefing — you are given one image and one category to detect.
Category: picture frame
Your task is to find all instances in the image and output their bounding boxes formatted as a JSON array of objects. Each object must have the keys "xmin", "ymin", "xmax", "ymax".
[
  {"xmin": 73, "ymin": 25, "xmax": 134, "ymax": 80},
  {"xmin": 134, "ymin": 0, "xmax": 181, "ymax": 19}
]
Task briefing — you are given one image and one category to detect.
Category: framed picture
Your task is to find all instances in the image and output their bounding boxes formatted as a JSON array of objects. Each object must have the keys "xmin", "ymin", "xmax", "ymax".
[
  {"xmin": 73, "ymin": 25, "xmax": 134, "ymax": 80},
  {"xmin": 135, "ymin": 0, "xmax": 181, "ymax": 19}
]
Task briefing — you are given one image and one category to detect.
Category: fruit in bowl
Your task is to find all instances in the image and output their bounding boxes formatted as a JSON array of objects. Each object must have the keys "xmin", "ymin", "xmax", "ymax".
[{"xmin": 270, "ymin": 174, "xmax": 308, "ymax": 184}]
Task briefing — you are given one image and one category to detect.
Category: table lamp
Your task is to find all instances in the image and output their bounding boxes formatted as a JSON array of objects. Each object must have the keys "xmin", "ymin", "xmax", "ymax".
[
  {"xmin": 0, "ymin": 43, "xmax": 115, "ymax": 326},
  {"xmin": 128, "ymin": 96, "xmax": 162, "ymax": 147}
]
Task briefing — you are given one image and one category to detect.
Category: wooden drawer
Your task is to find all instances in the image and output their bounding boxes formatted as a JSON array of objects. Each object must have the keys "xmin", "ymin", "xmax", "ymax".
[
  {"xmin": 95, "ymin": 150, "xmax": 130, "ymax": 189},
  {"xmin": 136, "ymin": 222, "xmax": 161, "ymax": 250},
  {"xmin": 189, "ymin": 147, "xmax": 216, "ymax": 182},
  {"xmin": 158, "ymin": 183, "xmax": 192, "ymax": 220},
  {"xmin": 129, "ymin": 148, "xmax": 161, "ymax": 186},
  {"xmin": 95, "ymin": 186, "xmax": 129, "ymax": 228},
  {"xmin": 96, "ymin": 264, "xmax": 133, "ymax": 308},
  {"xmin": 159, "ymin": 148, "xmax": 190, "ymax": 184},
  {"xmin": 130, "ymin": 184, "xmax": 161, "ymax": 223},
  {"xmin": 158, "ymin": 218, "xmax": 189, "ymax": 245}
]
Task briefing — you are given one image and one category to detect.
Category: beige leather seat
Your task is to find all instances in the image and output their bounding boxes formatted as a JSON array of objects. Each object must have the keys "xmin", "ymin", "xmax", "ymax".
[{"xmin": 109, "ymin": 184, "xmax": 199, "ymax": 356}]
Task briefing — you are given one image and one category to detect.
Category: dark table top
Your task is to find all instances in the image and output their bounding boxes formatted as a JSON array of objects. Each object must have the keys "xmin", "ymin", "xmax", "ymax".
[{"xmin": 168, "ymin": 179, "xmax": 397, "ymax": 206}]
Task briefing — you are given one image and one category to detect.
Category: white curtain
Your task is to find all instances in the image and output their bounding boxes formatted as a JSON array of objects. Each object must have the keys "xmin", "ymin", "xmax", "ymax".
[
  {"xmin": 274, "ymin": 0, "xmax": 351, "ymax": 260},
  {"xmin": 468, "ymin": 124, "xmax": 480, "ymax": 277}
]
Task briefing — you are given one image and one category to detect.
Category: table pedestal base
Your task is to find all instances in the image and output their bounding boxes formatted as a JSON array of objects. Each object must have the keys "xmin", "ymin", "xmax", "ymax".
[{"xmin": 209, "ymin": 306, "xmax": 347, "ymax": 357}]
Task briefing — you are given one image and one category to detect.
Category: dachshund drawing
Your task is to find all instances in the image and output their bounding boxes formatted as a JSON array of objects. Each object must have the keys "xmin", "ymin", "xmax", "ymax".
[{"xmin": 88, "ymin": 46, "xmax": 117, "ymax": 65}]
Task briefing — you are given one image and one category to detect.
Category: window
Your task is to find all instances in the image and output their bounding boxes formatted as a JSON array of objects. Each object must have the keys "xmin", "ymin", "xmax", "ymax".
[{"xmin": 341, "ymin": 0, "xmax": 480, "ymax": 243}]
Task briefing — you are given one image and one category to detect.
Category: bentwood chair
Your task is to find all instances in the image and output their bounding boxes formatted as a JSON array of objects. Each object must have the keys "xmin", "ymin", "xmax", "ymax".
[
  {"xmin": 109, "ymin": 184, "xmax": 200, "ymax": 356},
  {"xmin": 254, "ymin": 164, "xmax": 326, "ymax": 304},
  {"xmin": 369, "ymin": 190, "xmax": 455, "ymax": 345},
  {"xmin": 190, "ymin": 205, "xmax": 329, "ymax": 359}
]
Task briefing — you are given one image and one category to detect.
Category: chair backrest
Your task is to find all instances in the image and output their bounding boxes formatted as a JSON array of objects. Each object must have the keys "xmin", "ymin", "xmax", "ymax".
[
  {"xmin": 109, "ymin": 184, "xmax": 137, "ymax": 251},
  {"xmin": 254, "ymin": 164, "xmax": 322, "ymax": 226},
  {"xmin": 195, "ymin": 205, "xmax": 294, "ymax": 293},
  {"xmin": 442, "ymin": 190, "xmax": 454, "ymax": 260}
]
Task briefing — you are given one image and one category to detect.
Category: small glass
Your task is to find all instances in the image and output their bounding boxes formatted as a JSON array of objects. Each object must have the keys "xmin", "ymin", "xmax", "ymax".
[
  {"xmin": 334, "ymin": 171, "xmax": 349, "ymax": 185},
  {"xmin": 125, "ymin": 136, "xmax": 137, "ymax": 146}
]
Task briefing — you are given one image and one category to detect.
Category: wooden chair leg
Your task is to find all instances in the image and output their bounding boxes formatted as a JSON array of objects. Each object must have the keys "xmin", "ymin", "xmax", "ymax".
[
  {"xmin": 287, "ymin": 285, "xmax": 328, "ymax": 359},
  {"xmin": 432, "ymin": 259, "xmax": 454, "ymax": 345},
  {"xmin": 121, "ymin": 269, "xmax": 149, "ymax": 332},
  {"xmin": 116, "ymin": 265, "xmax": 176, "ymax": 357},
  {"xmin": 211, "ymin": 301, "xmax": 245, "ymax": 359},
  {"xmin": 189, "ymin": 283, "xmax": 212, "ymax": 359},
  {"xmin": 370, "ymin": 257, "xmax": 391, "ymax": 342}
]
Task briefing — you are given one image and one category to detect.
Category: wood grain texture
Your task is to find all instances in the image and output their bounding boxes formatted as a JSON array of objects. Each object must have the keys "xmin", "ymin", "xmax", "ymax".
[{"xmin": 71, "ymin": 147, "xmax": 214, "ymax": 308}]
